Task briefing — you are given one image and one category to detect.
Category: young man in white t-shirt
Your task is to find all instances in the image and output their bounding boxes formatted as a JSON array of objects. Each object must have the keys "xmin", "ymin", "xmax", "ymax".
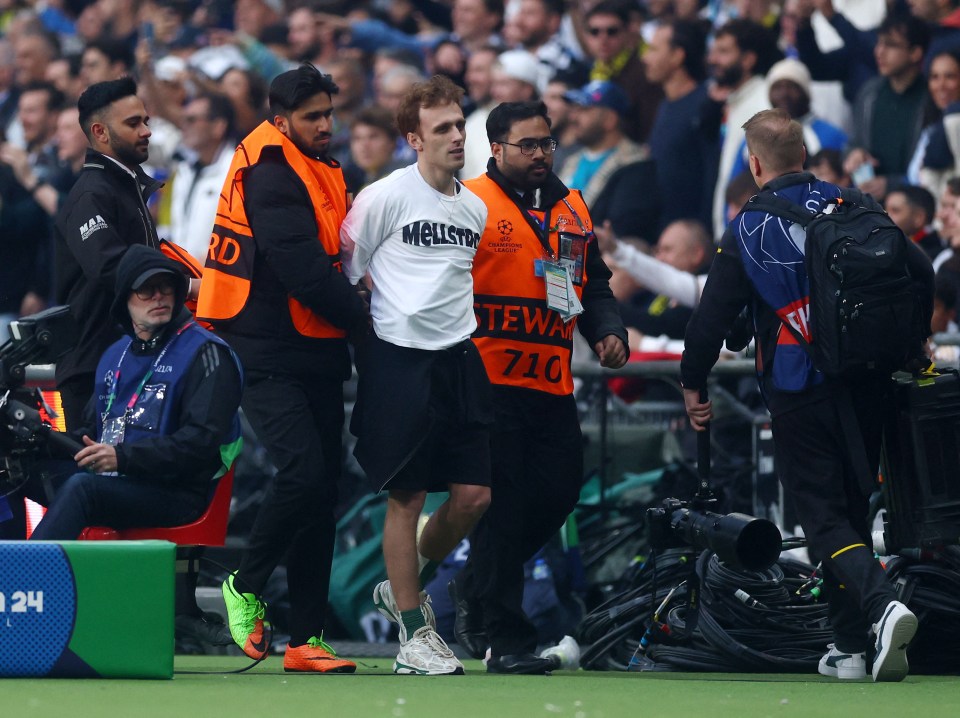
[{"xmin": 342, "ymin": 75, "xmax": 493, "ymax": 675}]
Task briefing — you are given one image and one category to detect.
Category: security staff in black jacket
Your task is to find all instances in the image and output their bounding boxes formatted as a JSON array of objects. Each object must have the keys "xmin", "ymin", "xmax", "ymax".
[{"xmin": 54, "ymin": 77, "xmax": 167, "ymax": 430}]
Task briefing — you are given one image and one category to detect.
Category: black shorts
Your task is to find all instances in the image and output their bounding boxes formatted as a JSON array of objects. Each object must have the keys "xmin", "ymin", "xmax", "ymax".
[{"xmin": 383, "ymin": 341, "xmax": 492, "ymax": 493}]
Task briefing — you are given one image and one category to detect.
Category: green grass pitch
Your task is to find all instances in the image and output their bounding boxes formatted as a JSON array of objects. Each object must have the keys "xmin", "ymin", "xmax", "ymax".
[{"xmin": 4, "ymin": 656, "xmax": 958, "ymax": 718}]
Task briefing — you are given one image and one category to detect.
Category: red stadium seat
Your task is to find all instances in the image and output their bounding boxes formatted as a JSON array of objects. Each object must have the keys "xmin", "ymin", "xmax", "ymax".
[{"xmin": 80, "ymin": 466, "xmax": 234, "ymax": 545}]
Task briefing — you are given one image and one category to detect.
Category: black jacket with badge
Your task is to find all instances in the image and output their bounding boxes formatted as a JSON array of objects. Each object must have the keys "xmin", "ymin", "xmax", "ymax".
[{"xmin": 54, "ymin": 148, "xmax": 163, "ymax": 384}]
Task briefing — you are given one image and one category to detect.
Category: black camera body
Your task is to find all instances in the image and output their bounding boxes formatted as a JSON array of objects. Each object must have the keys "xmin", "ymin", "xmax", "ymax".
[
  {"xmin": 1, "ymin": 307, "xmax": 81, "ymax": 496},
  {"xmin": 647, "ymin": 496, "xmax": 782, "ymax": 572}
]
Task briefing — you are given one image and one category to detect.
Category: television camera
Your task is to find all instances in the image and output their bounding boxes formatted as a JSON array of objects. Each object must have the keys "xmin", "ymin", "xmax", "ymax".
[
  {"xmin": 647, "ymin": 390, "xmax": 782, "ymax": 572},
  {"xmin": 1, "ymin": 307, "xmax": 83, "ymax": 497}
]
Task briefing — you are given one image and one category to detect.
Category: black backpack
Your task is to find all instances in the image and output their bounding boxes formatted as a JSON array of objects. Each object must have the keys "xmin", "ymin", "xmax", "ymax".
[{"xmin": 747, "ymin": 190, "xmax": 924, "ymax": 378}]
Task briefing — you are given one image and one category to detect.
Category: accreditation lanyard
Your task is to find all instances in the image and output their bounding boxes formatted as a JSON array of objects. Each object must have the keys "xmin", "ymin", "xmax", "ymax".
[
  {"xmin": 521, "ymin": 205, "xmax": 555, "ymax": 258},
  {"xmin": 522, "ymin": 197, "xmax": 593, "ymax": 257},
  {"xmin": 558, "ymin": 198, "xmax": 592, "ymax": 239},
  {"xmin": 101, "ymin": 321, "xmax": 193, "ymax": 425}
]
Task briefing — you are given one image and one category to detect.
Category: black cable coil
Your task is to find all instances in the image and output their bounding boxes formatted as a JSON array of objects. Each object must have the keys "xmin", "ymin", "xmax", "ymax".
[
  {"xmin": 578, "ymin": 546, "xmax": 831, "ymax": 672},
  {"xmin": 578, "ymin": 544, "xmax": 960, "ymax": 674}
]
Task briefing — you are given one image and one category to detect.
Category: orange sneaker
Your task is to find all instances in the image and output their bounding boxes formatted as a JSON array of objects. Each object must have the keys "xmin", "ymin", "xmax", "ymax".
[{"xmin": 283, "ymin": 636, "xmax": 357, "ymax": 673}]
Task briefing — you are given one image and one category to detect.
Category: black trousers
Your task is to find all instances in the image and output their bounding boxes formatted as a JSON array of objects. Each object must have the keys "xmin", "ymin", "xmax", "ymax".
[
  {"xmin": 772, "ymin": 384, "xmax": 897, "ymax": 653},
  {"xmin": 30, "ymin": 471, "xmax": 207, "ymax": 540},
  {"xmin": 234, "ymin": 370, "xmax": 345, "ymax": 645},
  {"xmin": 457, "ymin": 387, "xmax": 583, "ymax": 657}
]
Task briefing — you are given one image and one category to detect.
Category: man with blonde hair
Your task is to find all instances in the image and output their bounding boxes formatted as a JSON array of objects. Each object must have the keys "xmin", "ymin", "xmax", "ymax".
[{"xmin": 682, "ymin": 109, "xmax": 933, "ymax": 683}]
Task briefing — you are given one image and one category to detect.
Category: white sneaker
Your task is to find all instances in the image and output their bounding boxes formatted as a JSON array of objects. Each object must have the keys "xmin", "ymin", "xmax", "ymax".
[
  {"xmin": 872, "ymin": 601, "xmax": 917, "ymax": 682},
  {"xmin": 818, "ymin": 644, "xmax": 867, "ymax": 679},
  {"xmin": 394, "ymin": 626, "xmax": 465, "ymax": 675},
  {"xmin": 372, "ymin": 580, "xmax": 437, "ymax": 643},
  {"xmin": 540, "ymin": 635, "xmax": 581, "ymax": 671}
]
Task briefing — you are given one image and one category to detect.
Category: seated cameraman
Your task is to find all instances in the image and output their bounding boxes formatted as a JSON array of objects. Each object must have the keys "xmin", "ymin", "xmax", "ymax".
[{"xmin": 28, "ymin": 246, "xmax": 242, "ymax": 539}]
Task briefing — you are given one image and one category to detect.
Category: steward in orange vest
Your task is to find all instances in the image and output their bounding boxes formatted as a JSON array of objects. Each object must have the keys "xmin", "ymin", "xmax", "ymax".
[
  {"xmin": 454, "ymin": 101, "xmax": 627, "ymax": 671},
  {"xmin": 195, "ymin": 65, "xmax": 366, "ymax": 672},
  {"xmin": 196, "ymin": 117, "xmax": 367, "ymax": 379},
  {"xmin": 466, "ymin": 167, "xmax": 627, "ymax": 396}
]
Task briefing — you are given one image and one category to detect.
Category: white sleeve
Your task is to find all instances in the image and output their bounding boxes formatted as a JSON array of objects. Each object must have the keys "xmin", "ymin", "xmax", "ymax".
[
  {"xmin": 341, "ymin": 184, "xmax": 389, "ymax": 284},
  {"xmin": 610, "ymin": 242, "xmax": 705, "ymax": 308}
]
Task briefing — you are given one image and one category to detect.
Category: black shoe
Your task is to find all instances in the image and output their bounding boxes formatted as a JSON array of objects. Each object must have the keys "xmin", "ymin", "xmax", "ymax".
[
  {"xmin": 487, "ymin": 653, "xmax": 554, "ymax": 675},
  {"xmin": 448, "ymin": 577, "xmax": 488, "ymax": 659},
  {"xmin": 175, "ymin": 612, "xmax": 235, "ymax": 647}
]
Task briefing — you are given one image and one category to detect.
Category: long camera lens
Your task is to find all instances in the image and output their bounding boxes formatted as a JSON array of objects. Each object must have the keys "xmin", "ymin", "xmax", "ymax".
[{"xmin": 671, "ymin": 508, "xmax": 781, "ymax": 572}]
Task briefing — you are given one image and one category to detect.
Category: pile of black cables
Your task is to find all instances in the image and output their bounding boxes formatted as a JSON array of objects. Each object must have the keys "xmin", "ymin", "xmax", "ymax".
[
  {"xmin": 885, "ymin": 548, "xmax": 960, "ymax": 674},
  {"xmin": 578, "ymin": 546, "xmax": 832, "ymax": 672}
]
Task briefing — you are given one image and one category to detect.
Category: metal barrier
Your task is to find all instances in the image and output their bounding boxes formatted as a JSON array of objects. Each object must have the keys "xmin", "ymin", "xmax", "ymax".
[{"xmin": 573, "ymin": 359, "xmax": 762, "ymax": 517}]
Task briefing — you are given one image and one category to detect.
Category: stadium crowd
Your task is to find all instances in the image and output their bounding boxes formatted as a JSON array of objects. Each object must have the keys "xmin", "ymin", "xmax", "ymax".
[
  {"xmin": 3, "ymin": 0, "xmax": 960, "ymax": 355},
  {"xmin": 0, "ymin": 0, "xmax": 953, "ymax": 680}
]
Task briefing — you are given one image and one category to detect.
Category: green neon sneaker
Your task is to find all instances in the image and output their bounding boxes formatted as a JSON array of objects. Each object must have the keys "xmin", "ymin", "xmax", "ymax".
[{"xmin": 222, "ymin": 572, "xmax": 269, "ymax": 659}]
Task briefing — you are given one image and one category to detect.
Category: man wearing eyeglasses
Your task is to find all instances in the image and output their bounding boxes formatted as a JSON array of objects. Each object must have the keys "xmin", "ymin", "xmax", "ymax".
[
  {"xmin": 453, "ymin": 100, "xmax": 628, "ymax": 674},
  {"xmin": 29, "ymin": 245, "xmax": 242, "ymax": 540}
]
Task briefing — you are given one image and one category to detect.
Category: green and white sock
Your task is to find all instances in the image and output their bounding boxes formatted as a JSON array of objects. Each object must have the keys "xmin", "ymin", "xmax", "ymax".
[{"xmin": 400, "ymin": 607, "xmax": 427, "ymax": 640}]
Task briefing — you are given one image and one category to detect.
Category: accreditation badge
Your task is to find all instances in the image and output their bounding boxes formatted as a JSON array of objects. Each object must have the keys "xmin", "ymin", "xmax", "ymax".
[{"xmin": 558, "ymin": 232, "xmax": 586, "ymax": 286}]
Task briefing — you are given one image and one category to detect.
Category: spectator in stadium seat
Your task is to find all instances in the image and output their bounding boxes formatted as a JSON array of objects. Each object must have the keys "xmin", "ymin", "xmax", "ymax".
[
  {"xmin": 727, "ymin": 58, "xmax": 848, "ymax": 185},
  {"xmin": 234, "ymin": 0, "xmax": 283, "ymax": 41},
  {"xmin": 644, "ymin": 18, "xmax": 718, "ymax": 233},
  {"xmin": 914, "ymin": 49, "xmax": 960, "ymax": 195},
  {"xmin": 327, "ymin": 58, "xmax": 369, "ymax": 161},
  {"xmin": 808, "ymin": 148, "xmax": 852, "ymax": 187},
  {"xmin": 287, "ymin": 4, "xmax": 334, "ymax": 67},
  {"xmin": 541, "ymin": 71, "xmax": 587, "ymax": 168},
  {"xmin": 0, "ymin": 39, "xmax": 18, "ymax": 139},
  {"xmin": 218, "ymin": 67, "xmax": 270, "ymax": 137},
  {"xmin": 844, "ymin": 14, "xmax": 931, "ymax": 201},
  {"xmin": 706, "ymin": 19, "xmax": 780, "ymax": 237},
  {"xmin": 615, "ymin": 219, "xmax": 713, "ymax": 352},
  {"xmin": 343, "ymin": 105, "xmax": 404, "ymax": 192},
  {"xmin": 45, "ymin": 55, "xmax": 83, "ymax": 106},
  {"xmin": 511, "ymin": 0, "xmax": 585, "ymax": 90},
  {"xmin": 451, "ymin": 0, "xmax": 506, "ymax": 54},
  {"xmin": 167, "ymin": 93, "xmax": 238, "ymax": 263},
  {"xmin": 885, "ymin": 184, "xmax": 945, "ymax": 262},
  {"xmin": 791, "ymin": 0, "xmax": 878, "ymax": 105},
  {"xmin": 558, "ymin": 80, "xmax": 659, "ymax": 240},
  {"xmin": 79, "ymin": 38, "xmax": 135, "ymax": 87},
  {"xmin": 462, "ymin": 49, "xmax": 539, "ymax": 179},
  {"xmin": 581, "ymin": 0, "xmax": 663, "ymax": 142},
  {"xmin": 462, "ymin": 43, "xmax": 500, "ymax": 119}
]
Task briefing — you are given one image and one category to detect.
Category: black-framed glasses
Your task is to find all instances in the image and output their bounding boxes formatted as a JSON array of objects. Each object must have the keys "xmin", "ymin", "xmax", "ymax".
[
  {"xmin": 498, "ymin": 137, "xmax": 558, "ymax": 155},
  {"xmin": 134, "ymin": 280, "xmax": 176, "ymax": 300}
]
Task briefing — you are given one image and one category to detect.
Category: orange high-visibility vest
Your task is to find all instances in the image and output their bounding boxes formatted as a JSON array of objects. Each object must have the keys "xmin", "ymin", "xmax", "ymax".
[
  {"xmin": 197, "ymin": 121, "xmax": 348, "ymax": 338},
  {"xmin": 466, "ymin": 174, "xmax": 592, "ymax": 396}
]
